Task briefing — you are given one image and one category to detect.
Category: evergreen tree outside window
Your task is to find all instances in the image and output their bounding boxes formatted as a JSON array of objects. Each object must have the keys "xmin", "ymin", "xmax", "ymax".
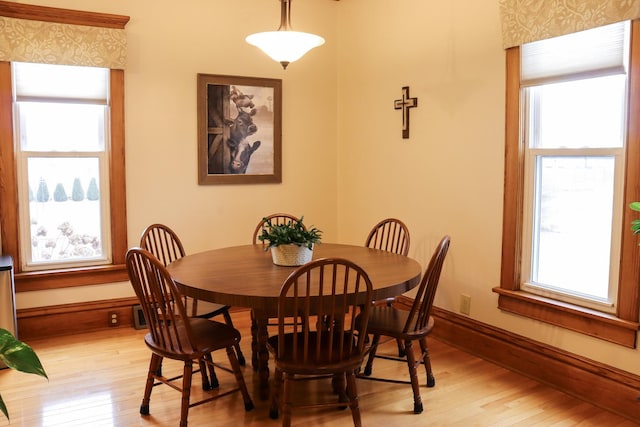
[
  {"xmin": 35, "ymin": 178, "xmax": 49, "ymax": 203},
  {"xmin": 86, "ymin": 178, "xmax": 100, "ymax": 201},
  {"xmin": 53, "ymin": 183, "xmax": 68, "ymax": 202},
  {"xmin": 71, "ymin": 178, "xmax": 84, "ymax": 201}
]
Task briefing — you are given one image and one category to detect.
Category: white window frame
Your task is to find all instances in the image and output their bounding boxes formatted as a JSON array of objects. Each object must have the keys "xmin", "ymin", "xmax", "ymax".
[{"xmin": 520, "ymin": 149, "xmax": 625, "ymax": 313}]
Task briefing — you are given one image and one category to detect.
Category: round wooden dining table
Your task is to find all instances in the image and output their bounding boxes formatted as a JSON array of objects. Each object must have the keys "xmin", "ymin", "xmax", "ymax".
[{"xmin": 167, "ymin": 243, "xmax": 422, "ymax": 400}]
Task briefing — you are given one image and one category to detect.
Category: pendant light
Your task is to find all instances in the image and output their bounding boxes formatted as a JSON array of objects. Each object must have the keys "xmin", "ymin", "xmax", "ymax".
[{"xmin": 246, "ymin": 0, "xmax": 325, "ymax": 69}]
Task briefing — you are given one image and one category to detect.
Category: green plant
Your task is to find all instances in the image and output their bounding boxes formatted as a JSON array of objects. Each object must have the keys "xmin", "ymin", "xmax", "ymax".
[
  {"xmin": 258, "ymin": 216, "xmax": 322, "ymax": 250},
  {"xmin": 0, "ymin": 329, "xmax": 47, "ymax": 420},
  {"xmin": 631, "ymin": 202, "xmax": 640, "ymax": 239}
]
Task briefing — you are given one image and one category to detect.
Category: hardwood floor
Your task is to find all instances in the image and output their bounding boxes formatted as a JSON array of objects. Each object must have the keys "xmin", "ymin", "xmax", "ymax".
[{"xmin": 0, "ymin": 310, "xmax": 636, "ymax": 427}]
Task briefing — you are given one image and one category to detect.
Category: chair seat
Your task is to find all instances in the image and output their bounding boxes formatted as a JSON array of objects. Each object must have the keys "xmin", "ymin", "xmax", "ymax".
[
  {"xmin": 267, "ymin": 331, "xmax": 364, "ymax": 374},
  {"xmin": 360, "ymin": 305, "xmax": 434, "ymax": 341},
  {"xmin": 145, "ymin": 318, "xmax": 240, "ymax": 359}
]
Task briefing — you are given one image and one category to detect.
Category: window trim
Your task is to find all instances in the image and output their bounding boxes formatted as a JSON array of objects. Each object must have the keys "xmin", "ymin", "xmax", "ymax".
[
  {"xmin": 493, "ymin": 20, "xmax": 640, "ymax": 348},
  {"xmin": 0, "ymin": 64, "xmax": 127, "ymax": 291}
]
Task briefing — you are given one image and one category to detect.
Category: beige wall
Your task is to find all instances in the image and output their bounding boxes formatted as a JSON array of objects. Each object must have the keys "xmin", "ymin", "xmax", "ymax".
[
  {"xmin": 335, "ymin": 0, "xmax": 640, "ymax": 376},
  {"xmin": 12, "ymin": 0, "xmax": 640, "ymax": 376},
  {"xmin": 16, "ymin": 0, "xmax": 340, "ymax": 304}
]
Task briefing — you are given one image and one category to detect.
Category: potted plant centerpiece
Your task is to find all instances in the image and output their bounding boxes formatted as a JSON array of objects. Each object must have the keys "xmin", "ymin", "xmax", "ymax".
[{"xmin": 258, "ymin": 216, "xmax": 322, "ymax": 266}]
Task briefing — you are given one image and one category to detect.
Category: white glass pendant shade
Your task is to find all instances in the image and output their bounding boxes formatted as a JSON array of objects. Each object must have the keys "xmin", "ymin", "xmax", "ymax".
[
  {"xmin": 245, "ymin": 0, "xmax": 325, "ymax": 69},
  {"xmin": 246, "ymin": 31, "xmax": 325, "ymax": 69}
]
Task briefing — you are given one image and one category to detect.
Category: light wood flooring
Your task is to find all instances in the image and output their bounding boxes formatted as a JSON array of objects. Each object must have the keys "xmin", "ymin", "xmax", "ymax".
[{"xmin": 0, "ymin": 310, "xmax": 636, "ymax": 427}]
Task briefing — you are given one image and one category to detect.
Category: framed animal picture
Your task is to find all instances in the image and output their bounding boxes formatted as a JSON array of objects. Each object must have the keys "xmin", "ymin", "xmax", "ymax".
[{"xmin": 197, "ymin": 74, "xmax": 282, "ymax": 185}]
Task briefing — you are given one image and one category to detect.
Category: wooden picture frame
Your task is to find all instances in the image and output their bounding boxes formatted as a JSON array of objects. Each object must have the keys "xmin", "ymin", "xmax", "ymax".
[{"xmin": 197, "ymin": 74, "xmax": 282, "ymax": 185}]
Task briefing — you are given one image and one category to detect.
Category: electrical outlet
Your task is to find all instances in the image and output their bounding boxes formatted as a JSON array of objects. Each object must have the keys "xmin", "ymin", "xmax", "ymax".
[
  {"xmin": 109, "ymin": 311, "xmax": 119, "ymax": 327},
  {"xmin": 460, "ymin": 294, "xmax": 471, "ymax": 315}
]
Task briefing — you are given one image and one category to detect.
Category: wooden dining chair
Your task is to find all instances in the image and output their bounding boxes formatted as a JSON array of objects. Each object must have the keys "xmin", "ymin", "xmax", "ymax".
[
  {"xmin": 357, "ymin": 235, "xmax": 450, "ymax": 414},
  {"xmin": 365, "ymin": 217, "xmax": 411, "ymax": 356},
  {"xmin": 365, "ymin": 217, "xmax": 411, "ymax": 256},
  {"xmin": 267, "ymin": 257, "xmax": 373, "ymax": 427},
  {"xmin": 125, "ymin": 248, "xmax": 254, "ymax": 427},
  {"xmin": 139, "ymin": 223, "xmax": 246, "ymax": 366}
]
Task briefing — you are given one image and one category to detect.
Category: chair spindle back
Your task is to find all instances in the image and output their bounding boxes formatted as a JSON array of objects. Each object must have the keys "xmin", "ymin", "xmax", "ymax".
[
  {"xmin": 365, "ymin": 218, "xmax": 411, "ymax": 256},
  {"xmin": 139, "ymin": 224, "xmax": 186, "ymax": 267},
  {"xmin": 403, "ymin": 235, "xmax": 450, "ymax": 334},
  {"xmin": 277, "ymin": 258, "xmax": 373, "ymax": 363},
  {"xmin": 126, "ymin": 248, "xmax": 194, "ymax": 355}
]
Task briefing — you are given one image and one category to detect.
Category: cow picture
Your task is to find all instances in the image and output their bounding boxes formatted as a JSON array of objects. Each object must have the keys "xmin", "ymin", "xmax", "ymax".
[
  {"xmin": 198, "ymin": 74, "xmax": 282, "ymax": 185},
  {"xmin": 206, "ymin": 84, "xmax": 273, "ymax": 175}
]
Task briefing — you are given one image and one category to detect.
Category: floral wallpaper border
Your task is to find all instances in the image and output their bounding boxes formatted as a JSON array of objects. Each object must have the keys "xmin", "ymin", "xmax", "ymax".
[
  {"xmin": 0, "ymin": 16, "xmax": 126, "ymax": 69},
  {"xmin": 499, "ymin": 0, "xmax": 640, "ymax": 48}
]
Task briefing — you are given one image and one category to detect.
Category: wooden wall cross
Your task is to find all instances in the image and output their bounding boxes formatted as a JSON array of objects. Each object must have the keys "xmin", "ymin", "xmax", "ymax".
[{"xmin": 394, "ymin": 86, "xmax": 418, "ymax": 139}]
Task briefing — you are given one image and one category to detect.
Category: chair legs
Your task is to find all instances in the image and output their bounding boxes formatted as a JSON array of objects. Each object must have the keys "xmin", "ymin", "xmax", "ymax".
[
  {"xmin": 420, "ymin": 337, "xmax": 435, "ymax": 387},
  {"xmin": 360, "ymin": 335, "xmax": 434, "ymax": 414},
  {"xmin": 202, "ymin": 353, "xmax": 219, "ymax": 389},
  {"xmin": 140, "ymin": 353, "xmax": 161, "ymax": 416},
  {"xmin": 156, "ymin": 345, "xmax": 221, "ymax": 391},
  {"xmin": 140, "ymin": 355, "xmax": 195, "ymax": 427},
  {"xmin": 269, "ymin": 368, "xmax": 283, "ymax": 419},
  {"xmin": 139, "ymin": 354, "xmax": 195, "ymax": 427},
  {"xmin": 269, "ymin": 369, "xmax": 362, "ymax": 426},
  {"xmin": 346, "ymin": 371, "xmax": 362, "ymax": 427},
  {"xmin": 179, "ymin": 360, "xmax": 194, "ymax": 427},
  {"xmin": 362, "ymin": 335, "xmax": 380, "ymax": 376},
  {"xmin": 193, "ymin": 300, "xmax": 246, "ymax": 367},
  {"xmin": 281, "ymin": 372, "xmax": 293, "ymax": 427},
  {"xmin": 222, "ymin": 309, "xmax": 246, "ymax": 366},
  {"xmin": 250, "ymin": 311, "xmax": 259, "ymax": 371},
  {"xmin": 404, "ymin": 340, "xmax": 423, "ymax": 414},
  {"xmin": 225, "ymin": 346, "xmax": 254, "ymax": 411},
  {"xmin": 139, "ymin": 347, "xmax": 254, "ymax": 426}
]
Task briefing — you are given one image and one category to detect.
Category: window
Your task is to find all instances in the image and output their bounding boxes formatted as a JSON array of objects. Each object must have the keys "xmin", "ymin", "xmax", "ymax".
[
  {"xmin": 521, "ymin": 22, "xmax": 628, "ymax": 312},
  {"xmin": 0, "ymin": 62, "xmax": 128, "ymax": 291},
  {"xmin": 14, "ymin": 62, "xmax": 112, "ymax": 271},
  {"xmin": 494, "ymin": 20, "xmax": 640, "ymax": 348},
  {"xmin": 0, "ymin": 4, "xmax": 129, "ymax": 291}
]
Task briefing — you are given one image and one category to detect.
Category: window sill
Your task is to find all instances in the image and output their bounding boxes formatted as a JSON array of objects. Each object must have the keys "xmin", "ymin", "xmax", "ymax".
[
  {"xmin": 16, "ymin": 264, "xmax": 128, "ymax": 292},
  {"xmin": 492, "ymin": 287, "xmax": 639, "ymax": 348}
]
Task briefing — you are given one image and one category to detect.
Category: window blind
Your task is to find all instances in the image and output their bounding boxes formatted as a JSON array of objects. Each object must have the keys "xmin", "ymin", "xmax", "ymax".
[
  {"xmin": 13, "ymin": 62, "xmax": 109, "ymax": 103},
  {"xmin": 521, "ymin": 21, "xmax": 629, "ymax": 87}
]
